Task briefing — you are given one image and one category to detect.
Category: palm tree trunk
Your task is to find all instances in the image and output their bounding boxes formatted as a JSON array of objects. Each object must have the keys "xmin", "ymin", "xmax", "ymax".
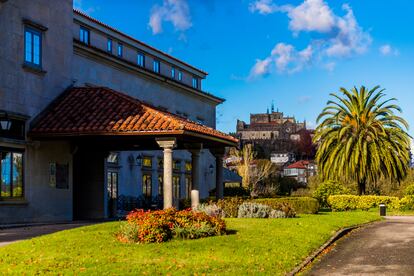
[{"xmin": 358, "ymin": 179, "xmax": 366, "ymax": 195}]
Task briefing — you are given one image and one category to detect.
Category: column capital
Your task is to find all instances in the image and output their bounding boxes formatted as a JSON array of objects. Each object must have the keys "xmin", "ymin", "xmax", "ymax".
[{"xmin": 156, "ymin": 138, "xmax": 177, "ymax": 149}]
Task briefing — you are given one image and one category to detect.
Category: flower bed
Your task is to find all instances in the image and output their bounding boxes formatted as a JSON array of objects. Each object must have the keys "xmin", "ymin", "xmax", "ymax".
[{"xmin": 116, "ymin": 208, "xmax": 226, "ymax": 244}]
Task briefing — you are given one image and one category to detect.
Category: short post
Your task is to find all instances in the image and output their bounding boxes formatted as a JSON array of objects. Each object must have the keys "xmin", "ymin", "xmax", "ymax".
[{"xmin": 379, "ymin": 203, "xmax": 386, "ymax": 216}]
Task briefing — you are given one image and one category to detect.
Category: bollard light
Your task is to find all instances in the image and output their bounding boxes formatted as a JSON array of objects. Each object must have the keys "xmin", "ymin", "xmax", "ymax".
[{"xmin": 379, "ymin": 203, "xmax": 386, "ymax": 216}]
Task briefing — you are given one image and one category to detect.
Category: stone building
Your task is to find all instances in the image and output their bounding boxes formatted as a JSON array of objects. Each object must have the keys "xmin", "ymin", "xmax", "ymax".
[
  {"xmin": 236, "ymin": 108, "xmax": 313, "ymax": 160},
  {"xmin": 0, "ymin": 0, "xmax": 237, "ymax": 224}
]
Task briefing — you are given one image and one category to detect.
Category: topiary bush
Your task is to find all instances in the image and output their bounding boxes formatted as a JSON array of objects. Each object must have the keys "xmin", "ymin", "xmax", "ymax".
[
  {"xmin": 312, "ymin": 181, "xmax": 350, "ymax": 208},
  {"xmin": 116, "ymin": 208, "xmax": 226, "ymax": 244},
  {"xmin": 253, "ymin": 197, "xmax": 318, "ymax": 214},
  {"xmin": 327, "ymin": 195, "xmax": 400, "ymax": 211},
  {"xmin": 400, "ymin": 196, "xmax": 414, "ymax": 211},
  {"xmin": 193, "ymin": 203, "xmax": 224, "ymax": 218},
  {"xmin": 237, "ymin": 202, "xmax": 272, "ymax": 218}
]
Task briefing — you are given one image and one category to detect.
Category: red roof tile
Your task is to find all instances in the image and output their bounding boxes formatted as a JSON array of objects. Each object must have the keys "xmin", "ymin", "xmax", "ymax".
[
  {"xmin": 287, "ymin": 160, "xmax": 310, "ymax": 169},
  {"xmin": 29, "ymin": 87, "xmax": 238, "ymax": 145}
]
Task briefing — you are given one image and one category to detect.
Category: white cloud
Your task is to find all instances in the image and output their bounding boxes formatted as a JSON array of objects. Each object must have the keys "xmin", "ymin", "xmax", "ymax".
[
  {"xmin": 249, "ymin": 0, "xmax": 284, "ymax": 14},
  {"xmin": 249, "ymin": 43, "xmax": 313, "ymax": 78},
  {"xmin": 286, "ymin": 0, "xmax": 335, "ymax": 34},
  {"xmin": 379, "ymin": 44, "xmax": 399, "ymax": 56},
  {"xmin": 249, "ymin": 0, "xmax": 372, "ymax": 76},
  {"xmin": 149, "ymin": 0, "xmax": 192, "ymax": 35},
  {"xmin": 325, "ymin": 4, "xmax": 371, "ymax": 58}
]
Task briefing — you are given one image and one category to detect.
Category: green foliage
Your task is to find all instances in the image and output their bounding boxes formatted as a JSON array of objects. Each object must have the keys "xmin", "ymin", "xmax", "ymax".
[
  {"xmin": 224, "ymin": 186, "xmax": 250, "ymax": 197},
  {"xmin": 193, "ymin": 203, "xmax": 224, "ymax": 218},
  {"xmin": 314, "ymin": 86, "xmax": 410, "ymax": 194},
  {"xmin": 328, "ymin": 195, "xmax": 400, "ymax": 211},
  {"xmin": 313, "ymin": 181, "xmax": 350, "ymax": 207},
  {"xmin": 399, "ymin": 196, "xmax": 414, "ymax": 211},
  {"xmin": 404, "ymin": 184, "xmax": 414, "ymax": 196},
  {"xmin": 0, "ymin": 212, "xmax": 381, "ymax": 275},
  {"xmin": 117, "ymin": 208, "xmax": 226, "ymax": 244},
  {"xmin": 237, "ymin": 202, "xmax": 273, "ymax": 218},
  {"xmin": 216, "ymin": 197, "xmax": 245, "ymax": 218},
  {"xmin": 253, "ymin": 197, "xmax": 319, "ymax": 214}
]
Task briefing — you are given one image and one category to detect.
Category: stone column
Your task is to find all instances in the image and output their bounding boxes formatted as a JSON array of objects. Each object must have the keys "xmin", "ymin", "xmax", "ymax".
[
  {"xmin": 190, "ymin": 147, "xmax": 202, "ymax": 208},
  {"xmin": 214, "ymin": 153, "xmax": 224, "ymax": 200},
  {"xmin": 156, "ymin": 138, "xmax": 176, "ymax": 209}
]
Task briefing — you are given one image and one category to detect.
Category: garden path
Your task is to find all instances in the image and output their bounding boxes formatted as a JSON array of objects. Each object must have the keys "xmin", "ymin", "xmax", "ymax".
[{"xmin": 309, "ymin": 216, "xmax": 414, "ymax": 275}]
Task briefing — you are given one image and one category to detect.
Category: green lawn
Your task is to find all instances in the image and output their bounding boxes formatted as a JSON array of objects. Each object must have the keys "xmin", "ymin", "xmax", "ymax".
[{"xmin": 0, "ymin": 212, "xmax": 380, "ymax": 275}]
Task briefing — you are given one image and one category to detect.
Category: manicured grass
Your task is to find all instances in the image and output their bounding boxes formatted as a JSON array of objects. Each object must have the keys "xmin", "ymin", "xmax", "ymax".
[{"xmin": 0, "ymin": 212, "xmax": 380, "ymax": 275}]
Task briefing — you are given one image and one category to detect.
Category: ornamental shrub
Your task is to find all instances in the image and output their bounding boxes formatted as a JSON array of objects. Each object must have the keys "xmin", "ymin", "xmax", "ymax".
[
  {"xmin": 253, "ymin": 197, "xmax": 317, "ymax": 214},
  {"xmin": 269, "ymin": 209, "xmax": 287, "ymax": 218},
  {"xmin": 313, "ymin": 181, "xmax": 350, "ymax": 208},
  {"xmin": 237, "ymin": 203, "xmax": 272, "ymax": 218},
  {"xmin": 193, "ymin": 203, "xmax": 224, "ymax": 218},
  {"xmin": 117, "ymin": 208, "xmax": 226, "ymax": 244},
  {"xmin": 400, "ymin": 196, "xmax": 414, "ymax": 211},
  {"xmin": 404, "ymin": 184, "xmax": 414, "ymax": 196},
  {"xmin": 216, "ymin": 197, "xmax": 245, "ymax": 218},
  {"xmin": 327, "ymin": 195, "xmax": 400, "ymax": 211}
]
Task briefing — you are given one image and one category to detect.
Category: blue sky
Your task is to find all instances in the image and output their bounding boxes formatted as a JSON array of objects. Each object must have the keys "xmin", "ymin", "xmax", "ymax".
[{"xmin": 74, "ymin": 0, "xmax": 414, "ymax": 136}]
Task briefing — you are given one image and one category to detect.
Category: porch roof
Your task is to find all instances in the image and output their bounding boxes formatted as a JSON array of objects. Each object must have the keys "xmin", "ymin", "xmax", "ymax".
[{"xmin": 28, "ymin": 87, "xmax": 238, "ymax": 147}]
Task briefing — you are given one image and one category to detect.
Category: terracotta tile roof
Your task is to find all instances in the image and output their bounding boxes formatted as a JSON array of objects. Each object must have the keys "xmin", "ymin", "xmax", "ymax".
[
  {"xmin": 287, "ymin": 160, "xmax": 310, "ymax": 169},
  {"xmin": 29, "ymin": 87, "xmax": 238, "ymax": 145},
  {"xmin": 73, "ymin": 9, "xmax": 207, "ymax": 76}
]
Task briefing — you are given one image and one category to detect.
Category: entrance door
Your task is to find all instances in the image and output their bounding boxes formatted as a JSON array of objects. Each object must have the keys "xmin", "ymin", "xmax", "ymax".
[{"xmin": 107, "ymin": 171, "xmax": 118, "ymax": 218}]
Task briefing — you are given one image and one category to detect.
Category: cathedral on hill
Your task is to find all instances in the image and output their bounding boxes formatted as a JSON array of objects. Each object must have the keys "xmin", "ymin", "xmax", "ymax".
[{"xmin": 236, "ymin": 105, "xmax": 315, "ymax": 162}]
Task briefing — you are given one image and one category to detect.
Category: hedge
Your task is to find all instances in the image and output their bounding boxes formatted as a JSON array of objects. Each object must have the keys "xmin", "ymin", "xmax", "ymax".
[
  {"xmin": 253, "ymin": 197, "xmax": 319, "ymax": 214},
  {"xmin": 327, "ymin": 195, "xmax": 400, "ymax": 211}
]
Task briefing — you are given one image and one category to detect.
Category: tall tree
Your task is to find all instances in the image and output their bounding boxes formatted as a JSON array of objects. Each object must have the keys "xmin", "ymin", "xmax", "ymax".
[
  {"xmin": 229, "ymin": 144, "xmax": 274, "ymax": 196},
  {"xmin": 314, "ymin": 86, "xmax": 411, "ymax": 195}
]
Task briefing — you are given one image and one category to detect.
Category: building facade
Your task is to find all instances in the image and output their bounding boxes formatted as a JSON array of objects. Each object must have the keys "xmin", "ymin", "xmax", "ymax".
[
  {"xmin": 283, "ymin": 160, "xmax": 317, "ymax": 184},
  {"xmin": 0, "ymin": 0, "xmax": 236, "ymax": 224}
]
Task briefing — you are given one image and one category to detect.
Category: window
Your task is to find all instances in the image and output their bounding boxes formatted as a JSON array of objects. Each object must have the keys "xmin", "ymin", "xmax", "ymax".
[
  {"xmin": 178, "ymin": 71, "xmax": 183, "ymax": 81},
  {"xmin": 185, "ymin": 162, "xmax": 191, "ymax": 172},
  {"xmin": 173, "ymin": 160, "xmax": 181, "ymax": 171},
  {"xmin": 1, "ymin": 149, "xmax": 24, "ymax": 198},
  {"xmin": 79, "ymin": 26, "xmax": 90, "ymax": 45},
  {"xmin": 117, "ymin": 43, "xmax": 123, "ymax": 57},
  {"xmin": 185, "ymin": 176, "xmax": 191, "ymax": 199},
  {"xmin": 137, "ymin": 53, "xmax": 145, "ymax": 67},
  {"xmin": 107, "ymin": 38, "xmax": 112, "ymax": 53},
  {"xmin": 142, "ymin": 174, "xmax": 152, "ymax": 198},
  {"xmin": 142, "ymin": 156, "xmax": 152, "ymax": 168},
  {"xmin": 153, "ymin": 60, "xmax": 160, "ymax": 73},
  {"xmin": 158, "ymin": 175, "xmax": 163, "ymax": 196},
  {"xmin": 173, "ymin": 175, "xmax": 180, "ymax": 199},
  {"xmin": 24, "ymin": 27, "xmax": 42, "ymax": 67},
  {"xmin": 171, "ymin": 67, "xmax": 176, "ymax": 79},
  {"xmin": 107, "ymin": 171, "xmax": 118, "ymax": 200},
  {"xmin": 192, "ymin": 77, "xmax": 199, "ymax": 89},
  {"xmin": 107, "ymin": 152, "xmax": 118, "ymax": 164}
]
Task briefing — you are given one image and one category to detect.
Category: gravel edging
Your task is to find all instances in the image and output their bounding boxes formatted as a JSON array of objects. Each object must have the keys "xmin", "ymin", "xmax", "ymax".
[{"xmin": 287, "ymin": 220, "xmax": 382, "ymax": 276}]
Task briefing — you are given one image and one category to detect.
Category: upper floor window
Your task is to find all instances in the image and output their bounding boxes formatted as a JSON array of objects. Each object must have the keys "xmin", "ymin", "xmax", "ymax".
[
  {"xmin": 107, "ymin": 38, "xmax": 112, "ymax": 53},
  {"xmin": 137, "ymin": 53, "xmax": 145, "ymax": 67},
  {"xmin": 1, "ymin": 149, "xmax": 24, "ymax": 199},
  {"xmin": 192, "ymin": 77, "xmax": 199, "ymax": 89},
  {"xmin": 178, "ymin": 71, "xmax": 183, "ymax": 81},
  {"xmin": 79, "ymin": 26, "xmax": 90, "ymax": 45},
  {"xmin": 171, "ymin": 67, "xmax": 176, "ymax": 79},
  {"xmin": 153, "ymin": 60, "xmax": 160, "ymax": 74},
  {"xmin": 24, "ymin": 27, "xmax": 42, "ymax": 67},
  {"xmin": 117, "ymin": 43, "xmax": 123, "ymax": 57},
  {"xmin": 107, "ymin": 152, "xmax": 118, "ymax": 164},
  {"xmin": 142, "ymin": 156, "xmax": 152, "ymax": 168}
]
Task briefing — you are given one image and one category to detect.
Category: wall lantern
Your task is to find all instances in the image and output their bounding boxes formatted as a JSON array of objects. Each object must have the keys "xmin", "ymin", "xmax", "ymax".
[
  {"xmin": 136, "ymin": 154, "xmax": 143, "ymax": 166},
  {"xmin": 0, "ymin": 113, "xmax": 12, "ymax": 131},
  {"xmin": 209, "ymin": 164, "xmax": 214, "ymax": 174}
]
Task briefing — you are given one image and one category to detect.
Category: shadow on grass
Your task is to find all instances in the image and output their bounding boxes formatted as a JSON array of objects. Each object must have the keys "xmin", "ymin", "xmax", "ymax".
[{"xmin": 226, "ymin": 229, "xmax": 238, "ymax": 235}]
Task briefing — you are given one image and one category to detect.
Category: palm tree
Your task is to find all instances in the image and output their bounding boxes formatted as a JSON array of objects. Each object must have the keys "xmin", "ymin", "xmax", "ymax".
[{"xmin": 314, "ymin": 86, "xmax": 410, "ymax": 195}]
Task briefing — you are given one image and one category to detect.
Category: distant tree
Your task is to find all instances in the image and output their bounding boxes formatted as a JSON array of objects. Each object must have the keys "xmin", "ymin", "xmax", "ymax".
[
  {"xmin": 229, "ymin": 144, "xmax": 274, "ymax": 196},
  {"xmin": 314, "ymin": 86, "xmax": 411, "ymax": 195}
]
